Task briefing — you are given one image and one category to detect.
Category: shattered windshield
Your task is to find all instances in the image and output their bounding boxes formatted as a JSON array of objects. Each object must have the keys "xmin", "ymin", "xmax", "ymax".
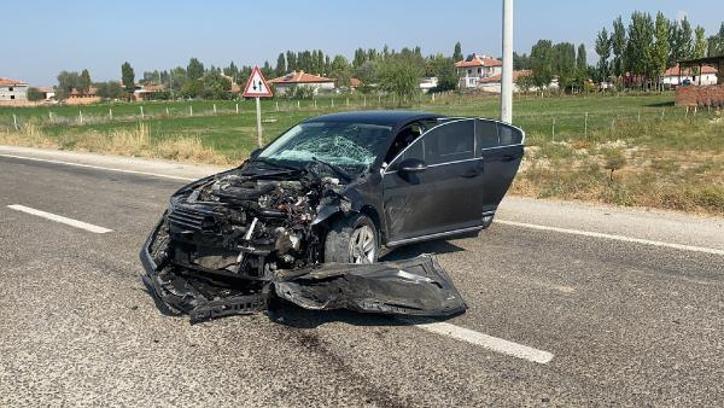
[{"xmin": 258, "ymin": 122, "xmax": 392, "ymax": 174}]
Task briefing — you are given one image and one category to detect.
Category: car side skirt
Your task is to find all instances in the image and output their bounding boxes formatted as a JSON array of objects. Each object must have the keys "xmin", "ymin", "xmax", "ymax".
[{"xmin": 385, "ymin": 225, "xmax": 483, "ymax": 248}]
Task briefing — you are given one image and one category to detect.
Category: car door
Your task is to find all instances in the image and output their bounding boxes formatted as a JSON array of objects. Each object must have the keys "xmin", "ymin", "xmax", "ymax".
[
  {"xmin": 382, "ymin": 119, "xmax": 484, "ymax": 243},
  {"xmin": 475, "ymin": 119, "xmax": 525, "ymax": 214}
]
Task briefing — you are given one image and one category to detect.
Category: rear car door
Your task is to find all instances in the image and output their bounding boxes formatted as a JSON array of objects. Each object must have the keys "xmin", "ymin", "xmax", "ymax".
[
  {"xmin": 382, "ymin": 119, "xmax": 484, "ymax": 243},
  {"xmin": 475, "ymin": 119, "xmax": 525, "ymax": 215}
]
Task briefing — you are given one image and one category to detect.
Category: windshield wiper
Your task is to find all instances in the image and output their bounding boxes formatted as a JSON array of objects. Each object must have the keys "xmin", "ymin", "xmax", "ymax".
[{"xmin": 312, "ymin": 157, "xmax": 352, "ymax": 182}]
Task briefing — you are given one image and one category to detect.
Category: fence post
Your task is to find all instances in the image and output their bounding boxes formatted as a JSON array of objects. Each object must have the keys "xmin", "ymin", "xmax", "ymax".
[
  {"xmin": 378, "ymin": 95, "xmax": 381, "ymax": 105},
  {"xmin": 331, "ymin": 98, "xmax": 335, "ymax": 108},
  {"xmin": 166, "ymin": 107, "xmax": 170, "ymax": 116},
  {"xmin": 275, "ymin": 101, "xmax": 279, "ymax": 111},
  {"xmin": 637, "ymin": 110, "xmax": 641, "ymax": 122},
  {"xmin": 314, "ymin": 99, "xmax": 317, "ymax": 109},
  {"xmin": 140, "ymin": 106, "xmax": 145, "ymax": 119},
  {"xmin": 297, "ymin": 100, "xmax": 301, "ymax": 110},
  {"xmin": 551, "ymin": 118, "xmax": 555, "ymax": 141},
  {"xmin": 189, "ymin": 105, "xmax": 193, "ymax": 116},
  {"xmin": 235, "ymin": 103, "xmax": 239, "ymax": 113},
  {"xmin": 661, "ymin": 108, "xmax": 665, "ymax": 120},
  {"xmin": 213, "ymin": 104, "xmax": 217, "ymax": 114},
  {"xmin": 79, "ymin": 110, "xmax": 83, "ymax": 124},
  {"xmin": 432, "ymin": 93, "xmax": 435, "ymax": 102},
  {"xmin": 611, "ymin": 118, "xmax": 616, "ymax": 129},
  {"xmin": 48, "ymin": 111, "xmax": 53, "ymax": 123},
  {"xmin": 584, "ymin": 112, "xmax": 588, "ymax": 139},
  {"xmin": 12, "ymin": 114, "xmax": 18, "ymax": 130}
]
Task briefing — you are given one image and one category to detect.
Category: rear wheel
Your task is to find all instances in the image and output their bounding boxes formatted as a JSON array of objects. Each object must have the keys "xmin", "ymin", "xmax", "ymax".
[{"xmin": 324, "ymin": 214, "xmax": 379, "ymax": 264}]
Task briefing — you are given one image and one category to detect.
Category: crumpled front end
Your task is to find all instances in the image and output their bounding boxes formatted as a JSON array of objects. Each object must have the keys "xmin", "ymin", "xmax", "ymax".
[{"xmin": 140, "ymin": 165, "xmax": 467, "ymax": 323}]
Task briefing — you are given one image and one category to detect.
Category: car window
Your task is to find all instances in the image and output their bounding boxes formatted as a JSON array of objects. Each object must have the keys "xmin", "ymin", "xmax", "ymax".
[
  {"xmin": 475, "ymin": 119, "xmax": 499, "ymax": 149},
  {"xmin": 498, "ymin": 123, "xmax": 523, "ymax": 145},
  {"xmin": 390, "ymin": 139, "xmax": 424, "ymax": 170},
  {"xmin": 423, "ymin": 120, "xmax": 474, "ymax": 165}
]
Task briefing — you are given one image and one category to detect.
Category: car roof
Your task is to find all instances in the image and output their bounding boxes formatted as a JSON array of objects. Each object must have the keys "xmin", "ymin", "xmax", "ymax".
[{"xmin": 303, "ymin": 110, "xmax": 443, "ymax": 127}]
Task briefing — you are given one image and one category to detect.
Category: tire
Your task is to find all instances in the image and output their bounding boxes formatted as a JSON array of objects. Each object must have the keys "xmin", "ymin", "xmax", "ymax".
[{"xmin": 324, "ymin": 213, "xmax": 379, "ymax": 264}]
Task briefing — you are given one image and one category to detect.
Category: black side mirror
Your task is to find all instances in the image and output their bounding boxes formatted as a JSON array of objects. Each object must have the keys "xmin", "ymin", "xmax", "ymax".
[
  {"xmin": 249, "ymin": 148, "xmax": 262, "ymax": 159},
  {"xmin": 398, "ymin": 158, "xmax": 427, "ymax": 174}
]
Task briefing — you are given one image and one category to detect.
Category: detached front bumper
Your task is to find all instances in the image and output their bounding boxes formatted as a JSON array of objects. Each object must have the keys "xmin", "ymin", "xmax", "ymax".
[{"xmin": 140, "ymin": 216, "xmax": 467, "ymax": 323}]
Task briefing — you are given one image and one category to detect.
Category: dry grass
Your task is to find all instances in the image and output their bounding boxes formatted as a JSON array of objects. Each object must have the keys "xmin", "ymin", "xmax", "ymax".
[{"xmin": 0, "ymin": 123, "xmax": 233, "ymax": 165}]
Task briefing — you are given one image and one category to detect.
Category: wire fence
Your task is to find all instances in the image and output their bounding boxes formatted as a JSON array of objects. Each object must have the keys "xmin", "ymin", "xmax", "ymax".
[{"xmin": 1, "ymin": 92, "xmax": 717, "ymax": 144}]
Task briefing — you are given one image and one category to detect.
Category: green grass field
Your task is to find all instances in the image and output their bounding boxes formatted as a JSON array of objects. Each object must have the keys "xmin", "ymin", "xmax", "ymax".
[{"xmin": 1, "ymin": 93, "xmax": 722, "ymax": 214}]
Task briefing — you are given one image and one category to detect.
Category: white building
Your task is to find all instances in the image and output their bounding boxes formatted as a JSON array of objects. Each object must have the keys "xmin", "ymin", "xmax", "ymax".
[
  {"xmin": 477, "ymin": 70, "xmax": 535, "ymax": 93},
  {"xmin": 268, "ymin": 71, "xmax": 335, "ymax": 96},
  {"xmin": 661, "ymin": 64, "xmax": 718, "ymax": 86},
  {"xmin": 419, "ymin": 77, "xmax": 438, "ymax": 93},
  {"xmin": 455, "ymin": 53, "xmax": 503, "ymax": 89},
  {"xmin": 0, "ymin": 77, "xmax": 29, "ymax": 101}
]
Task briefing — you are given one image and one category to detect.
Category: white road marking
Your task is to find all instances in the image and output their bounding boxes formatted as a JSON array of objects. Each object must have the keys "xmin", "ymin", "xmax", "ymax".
[
  {"xmin": 0, "ymin": 153, "xmax": 196, "ymax": 181},
  {"xmin": 496, "ymin": 219, "xmax": 724, "ymax": 256},
  {"xmin": 7, "ymin": 204, "xmax": 113, "ymax": 234},
  {"xmin": 412, "ymin": 321, "xmax": 554, "ymax": 364}
]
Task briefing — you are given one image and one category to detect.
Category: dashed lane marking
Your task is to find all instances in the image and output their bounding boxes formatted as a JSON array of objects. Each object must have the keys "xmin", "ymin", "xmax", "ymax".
[
  {"xmin": 0, "ymin": 153, "xmax": 196, "ymax": 181},
  {"xmin": 496, "ymin": 219, "xmax": 724, "ymax": 256},
  {"xmin": 8, "ymin": 204, "xmax": 113, "ymax": 234},
  {"xmin": 411, "ymin": 321, "xmax": 554, "ymax": 364}
]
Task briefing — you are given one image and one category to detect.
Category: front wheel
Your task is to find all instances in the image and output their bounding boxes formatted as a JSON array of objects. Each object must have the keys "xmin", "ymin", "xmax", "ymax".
[{"xmin": 324, "ymin": 214, "xmax": 379, "ymax": 264}]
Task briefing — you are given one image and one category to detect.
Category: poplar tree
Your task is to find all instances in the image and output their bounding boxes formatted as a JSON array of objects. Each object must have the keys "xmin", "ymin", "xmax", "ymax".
[{"xmin": 595, "ymin": 27, "xmax": 612, "ymax": 81}]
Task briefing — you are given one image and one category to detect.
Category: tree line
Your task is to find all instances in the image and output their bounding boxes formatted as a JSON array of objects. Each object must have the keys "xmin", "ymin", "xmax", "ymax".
[
  {"xmin": 592, "ymin": 13, "xmax": 719, "ymax": 89},
  {"xmin": 50, "ymin": 42, "xmax": 466, "ymax": 102}
]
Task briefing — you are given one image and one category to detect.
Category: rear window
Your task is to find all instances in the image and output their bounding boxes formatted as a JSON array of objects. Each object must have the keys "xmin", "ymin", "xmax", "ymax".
[{"xmin": 475, "ymin": 119, "xmax": 523, "ymax": 151}]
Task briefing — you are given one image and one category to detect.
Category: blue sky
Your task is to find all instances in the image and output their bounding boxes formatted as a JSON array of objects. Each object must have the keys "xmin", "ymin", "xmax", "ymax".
[{"xmin": 2, "ymin": 0, "xmax": 722, "ymax": 85}]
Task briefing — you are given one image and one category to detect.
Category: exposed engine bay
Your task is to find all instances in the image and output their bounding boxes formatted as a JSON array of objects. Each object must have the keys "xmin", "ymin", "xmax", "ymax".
[{"xmin": 140, "ymin": 163, "xmax": 467, "ymax": 323}]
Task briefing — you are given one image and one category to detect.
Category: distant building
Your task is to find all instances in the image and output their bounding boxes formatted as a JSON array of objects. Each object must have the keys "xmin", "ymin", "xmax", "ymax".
[
  {"xmin": 133, "ymin": 83, "xmax": 166, "ymax": 100},
  {"xmin": 349, "ymin": 77, "xmax": 363, "ymax": 91},
  {"xmin": 419, "ymin": 77, "xmax": 438, "ymax": 93},
  {"xmin": 455, "ymin": 54, "xmax": 502, "ymax": 89},
  {"xmin": 36, "ymin": 86, "xmax": 55, "ymax": 100},
  {"xmin": 269, "ymin": 71, "xmax": 335, "ymax": 95},
  {"xmin": 66, "ymin": 87, "xmax": 100, "ymax": 105},
  {"xmin": 0, "ymin": 77, "xmax": 29, "ymax": 102},
  {"xmin": 662, "ymin": 64, "xmax": 718, "ymax": 87},
  {"xmin": 478, "ymin": 70, "xmax": 533, "ymax": 93}
]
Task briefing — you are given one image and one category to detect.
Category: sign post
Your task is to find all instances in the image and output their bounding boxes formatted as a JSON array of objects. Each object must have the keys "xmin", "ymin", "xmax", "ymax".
[{"xmin": 242, "ymin": 66, "xmax": 274, "ymax": 147}]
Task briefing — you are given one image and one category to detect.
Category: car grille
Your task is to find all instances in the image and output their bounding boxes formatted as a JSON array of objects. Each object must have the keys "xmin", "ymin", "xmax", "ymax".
[{"xmin": 168, "ymin": 206, "xmax": 220, "ymax": 233}]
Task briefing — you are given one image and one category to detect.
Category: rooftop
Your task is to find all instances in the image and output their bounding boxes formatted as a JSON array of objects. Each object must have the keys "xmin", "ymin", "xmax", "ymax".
[
  {"xmin": 479, "ymin": 69, "xmax": 532, "ymax": 83},
  {"xmin": 663, "ymin": 64, "xmax": 718, "ymax": 76},
  {"xmin": 0, "ymin": 77, "xmax": 29, "ymax": 86},
  {"xmin": 455, "ymin": 54, "xmax": 503, "ymax": 69},
  {"xmin": 269, "ymin": 70, "xmax": 335, "ymax": 84}
]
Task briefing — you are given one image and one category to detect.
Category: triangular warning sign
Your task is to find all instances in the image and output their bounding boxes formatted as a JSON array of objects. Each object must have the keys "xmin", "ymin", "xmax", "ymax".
[{"xmin": 243, "ymin": 66, "xmax": 273, "ymax": 98}]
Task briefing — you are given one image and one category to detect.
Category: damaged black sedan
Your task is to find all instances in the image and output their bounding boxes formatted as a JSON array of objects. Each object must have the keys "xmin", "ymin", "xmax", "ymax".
[{"xmin": 140, "ymin": 111, "xmax": 524, "ymax": 322}]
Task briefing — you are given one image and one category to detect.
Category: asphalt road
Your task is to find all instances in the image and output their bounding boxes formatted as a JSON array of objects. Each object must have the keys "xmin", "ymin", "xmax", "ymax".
[{"xmin": 0, "ymin": 152, "xmax": 722, "ymax": 407}]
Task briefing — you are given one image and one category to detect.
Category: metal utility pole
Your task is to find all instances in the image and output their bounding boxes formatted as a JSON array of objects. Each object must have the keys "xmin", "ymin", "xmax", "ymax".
[{"xmin": 500, "ymin": 0, "xmax": 514, "ymax": 124}]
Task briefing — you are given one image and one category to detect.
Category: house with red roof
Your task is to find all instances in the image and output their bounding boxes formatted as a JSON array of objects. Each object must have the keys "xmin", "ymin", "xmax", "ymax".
[
  {"xmin": 455, "ymin": 53, "xmax": 503, "ymax": 89},
  {"xmin": 0, "ymin": 77, "xmax": 29, "ymax": 102},
  {"xmin": 268, "ymin": 71, "xmax": 335, "ymax": 95},
  {"xmin": 661, "ymin": 64, "xmax": 718, "ymax": 87}
]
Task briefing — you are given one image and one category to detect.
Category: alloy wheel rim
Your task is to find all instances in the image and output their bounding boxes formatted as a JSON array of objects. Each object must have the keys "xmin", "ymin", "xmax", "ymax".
[{"xmin": 350, "ymin": 224, "xmax": 376, "ymax": 264}]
